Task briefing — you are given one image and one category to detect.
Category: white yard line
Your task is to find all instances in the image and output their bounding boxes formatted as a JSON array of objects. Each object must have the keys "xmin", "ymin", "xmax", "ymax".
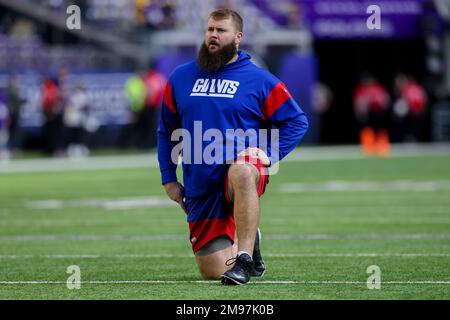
[
  {"xmin": 0, "ymin": 154, "xmax": 159, "ymax": 174},
  {"xmin": 1, "ymin": 143, "xmax": 449, "ymax": 174},
  {"xmin": 0, "ymin": 234, "xmax": 448, "ymax": 241},
  {"xmin": 279, "ymin": 180, "xmax": 450, "ymax": 193},
  {"xmin": 0, "ymin": 280, "xmax": 448, "ymax": 285},
  {"xmin": 0, "ymin": 253, "xmax": 449, "ymax": 260},
  {"xmin": 1, "ymin": 233, "xmax": 449, "ymax": 241},
  {"xmin": 26, "ymin": 197, "xmax": 176, "ymax": 210}
]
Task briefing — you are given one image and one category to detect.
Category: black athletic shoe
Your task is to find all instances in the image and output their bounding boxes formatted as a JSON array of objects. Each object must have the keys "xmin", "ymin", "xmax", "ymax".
[
  {"xmin": 251, "ymin": 228, "xmax": 266, "ymax": 277},
  {"xmin": 221, "ymin": 253, "xmax": 254, "ymax": 285}
]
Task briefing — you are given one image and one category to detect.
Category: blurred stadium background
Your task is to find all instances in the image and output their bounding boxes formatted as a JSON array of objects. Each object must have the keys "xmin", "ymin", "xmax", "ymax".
[
  {"xmin": 0, "ymin": 0, "xmax": 449, "ymax": 155},
  {"xmin": 0, "ymin": 0, "xmax": 449, "ymax": 299}
]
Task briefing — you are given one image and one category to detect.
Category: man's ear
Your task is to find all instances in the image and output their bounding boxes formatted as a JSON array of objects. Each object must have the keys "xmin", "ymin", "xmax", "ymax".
[{"xmin": 235, "ymin": 31, "xmax": 243, "ymax": 46}]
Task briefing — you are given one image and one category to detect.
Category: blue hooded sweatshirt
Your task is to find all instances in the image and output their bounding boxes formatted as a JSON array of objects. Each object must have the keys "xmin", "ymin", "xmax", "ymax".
[{"xmin": 158, "ymin": 50, "xmax": 308, "ymax": 197}]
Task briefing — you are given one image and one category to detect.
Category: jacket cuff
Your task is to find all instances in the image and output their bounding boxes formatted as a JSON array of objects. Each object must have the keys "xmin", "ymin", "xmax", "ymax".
[{"xmin": 161, "ymin": 169, "xmax": 177, "ymax": 185}]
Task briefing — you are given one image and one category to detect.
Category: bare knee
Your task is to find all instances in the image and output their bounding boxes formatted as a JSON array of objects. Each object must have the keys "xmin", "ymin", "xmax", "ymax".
[{"xmin": 228, "ymin": 163, "xmax": 258, "ymax": 190}]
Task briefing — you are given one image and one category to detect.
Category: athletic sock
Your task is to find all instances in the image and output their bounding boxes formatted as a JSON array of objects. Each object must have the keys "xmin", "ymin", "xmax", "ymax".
[{"xmin": 237, "ymin": 251, "xmax": 252, "ymax": 259}]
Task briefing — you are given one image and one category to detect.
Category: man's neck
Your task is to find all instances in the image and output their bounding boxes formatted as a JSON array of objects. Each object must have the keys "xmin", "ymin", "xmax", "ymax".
[{"xmin": 227, "ymin": 52, "xmax": 239, "ymax": 65}]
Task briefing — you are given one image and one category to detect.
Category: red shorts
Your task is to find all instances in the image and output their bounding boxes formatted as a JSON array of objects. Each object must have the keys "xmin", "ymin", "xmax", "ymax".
[{"xmin": 187, "ymin": 155, "xmax": 269, "ymax": 253}]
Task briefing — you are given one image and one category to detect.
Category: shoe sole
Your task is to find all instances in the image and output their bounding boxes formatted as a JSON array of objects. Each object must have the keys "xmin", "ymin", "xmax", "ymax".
[
  {"xmin": 221, "ymin": 275, "xmax": 248, "ymax": 286},
  {"xmin": 251, "ymin": 269, "xmax": 265, "ymax": 277},
  {"xmin": 252, "ymin": 228, "xmax": 266, "ymax": 278}
]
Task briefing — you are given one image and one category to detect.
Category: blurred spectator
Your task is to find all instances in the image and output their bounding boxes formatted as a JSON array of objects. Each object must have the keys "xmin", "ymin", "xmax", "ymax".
[
  {"xmin": 9, "ymin": 19, "xmax": 36, "ymax": 38},
  {"xmin": 392, "ymin": 74, "xmax": 428, "ymax": 142},
  {"xmin": 5, "ymin": 74, "xmax": 26, "ymax": 153},
  {"xmin": 134, "ymin": 0, "xmax": 150, "ymax": 27},
  {"xmin": 285, "ymin": 2, "xmax": 305, "ymax": 30},
  {"xmin": 57, "ymin": 67, "xmax": 70, "ymax": 106},
  {"xmin": 312, "ymin": 82, "xmax": 333, "ymax": 143},
  {"xmin": 0, "ymin": 89, "xmax": 9, "ymax": 160},
  {"xmin": 124, "ymin": 73, "xmax": 147, "ymax": 148},
  {"xmin": 63, "ymin": 82, "xmax": 90, "ymax": 158},
  {"xmin": 313, "ymin": 82, "xmax": 333, "ymax": 115},
  {"xmin": 353, "ymin": 73, "xmax": 391, "ymax": 156},
  {"xmin": 41, "ymin": 77, "xmax": 62, "ymax": 156},
  {"xmin": 57, "ymin": 67, "xmax": 70, "ymax": 152},
  {"xmin": 143, "ymin": 67, "xmax": 165, "ymax": 149},
  {"xmin": 217, "ymin": 0, "xmax": 234, "ymax": 9},
  {"xmin": 158, "ymin": 2, "xmax": 177, "ymax": 29},
  {"xmin": 45, "ymin": 0, "xmax": 65, "ymax": 12},
  {"xmin": 145, "ymin": 0, "xmax": 177, "ymax": 30}
]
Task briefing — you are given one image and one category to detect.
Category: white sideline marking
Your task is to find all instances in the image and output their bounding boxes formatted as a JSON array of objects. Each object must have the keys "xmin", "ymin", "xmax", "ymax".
[
  {"xmin": 1, "ymin": 233, "xmax": 449, "ymax": 241},
  {"xmin": 279, "ymin": 180, "xmax": 450, "ymax": 193},
  {"xmin": 1, "ymin": 253, "xmax": 449, "ymax": 259},
  {"xmin": 268, "ymin": 234, "xmax": 450, "ymax": 239},
  {"xmin": 0, "ymin": 280, "xmax": 449, "ymax": 285},
  {"xmin": 1, "ymin": 143, "xmax": 449, "ymax": 174},
  {"xmin": 265, "ymin": 253, "xmax": 450, "ymax": 257},
  {"xmin": 26, "ymin": 197, "xmax": 175, "ymax": 210}
]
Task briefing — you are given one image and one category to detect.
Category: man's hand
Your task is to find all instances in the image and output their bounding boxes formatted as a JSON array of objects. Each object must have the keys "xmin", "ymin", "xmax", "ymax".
[
  {"xmin": 163, "ymin": 181, "xmax": 187, "ymax": 214},
  {"xmin": 238, "ymin": 147, "xmax": 271, "ymax": 167}
]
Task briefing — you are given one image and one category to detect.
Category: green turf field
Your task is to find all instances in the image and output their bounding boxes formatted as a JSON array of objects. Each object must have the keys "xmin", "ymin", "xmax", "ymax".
[{"xmin": 0, "ymin": 148, "xmax": 449, "ymax": 299}]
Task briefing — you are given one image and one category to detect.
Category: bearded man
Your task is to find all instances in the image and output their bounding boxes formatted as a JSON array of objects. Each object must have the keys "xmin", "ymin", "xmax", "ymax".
[{"xmin": 157, "ymin": 8, "xmax": 308, "ymax": 285}]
